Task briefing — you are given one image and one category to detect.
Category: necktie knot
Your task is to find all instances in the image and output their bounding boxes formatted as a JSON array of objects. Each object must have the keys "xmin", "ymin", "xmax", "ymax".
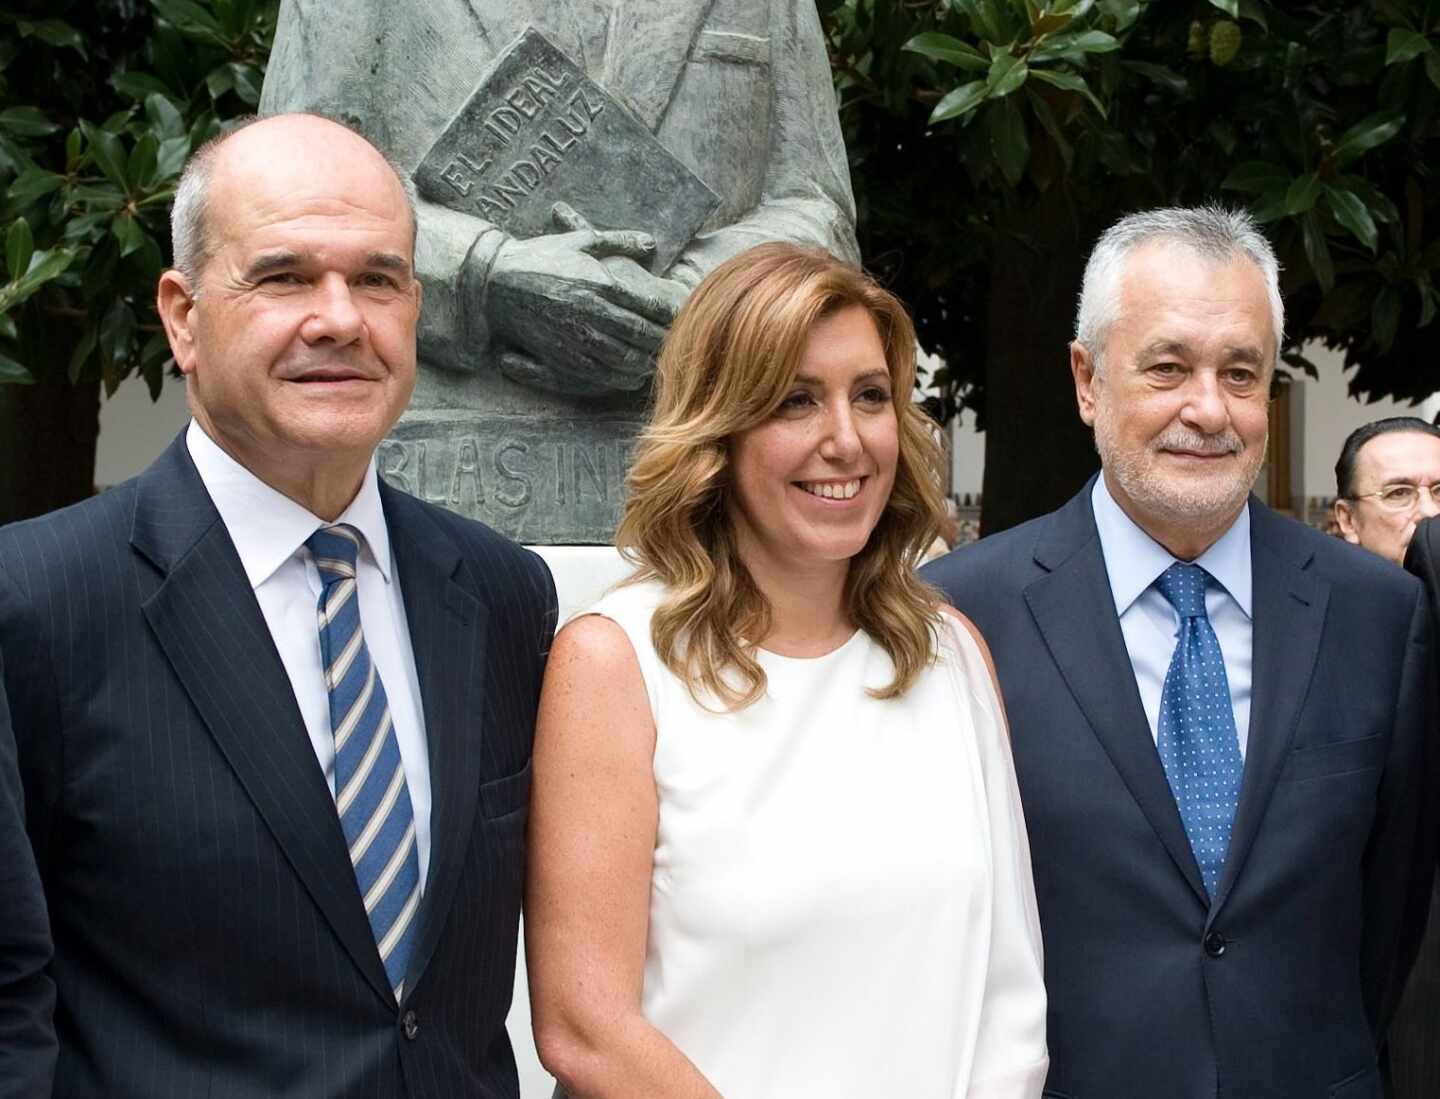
[
  {"xmin": 1156, "ymin": 562, "xmax": 1209, "ymax": 620},
  {"xmin": 306, "ymin": 524, "xmax": 362, "ymax": 585}
]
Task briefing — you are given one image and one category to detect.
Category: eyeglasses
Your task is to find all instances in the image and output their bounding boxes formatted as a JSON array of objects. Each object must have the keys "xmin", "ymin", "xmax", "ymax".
[{"xmin": 1349, "ymin": 482, "xmax": 1440, "ymax": 511}]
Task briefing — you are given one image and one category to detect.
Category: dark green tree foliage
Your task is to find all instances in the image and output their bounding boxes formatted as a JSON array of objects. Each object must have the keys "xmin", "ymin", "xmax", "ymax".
[
  {"xmin": 0, "ymin": 0, "xmax": 274, "ymax": 522},
  {"xmin": 822, "ymin": 0, "xmax": 1440, "ymax": 532}
]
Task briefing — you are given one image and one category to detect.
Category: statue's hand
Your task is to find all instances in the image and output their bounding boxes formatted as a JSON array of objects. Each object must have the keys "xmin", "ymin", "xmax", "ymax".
[{"xmin": 486, "ymin": 203, "xmax": 688, "ymax": 395}]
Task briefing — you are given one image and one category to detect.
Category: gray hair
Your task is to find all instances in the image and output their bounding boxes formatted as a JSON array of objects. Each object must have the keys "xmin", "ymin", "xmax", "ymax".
[
  {"xmin": 169, "ymin": 113, "xmax": 419, "ymax": 291},
  {"xmin": 1074, "ymin": 205, "xmax": 1284, "ymax": 372}
]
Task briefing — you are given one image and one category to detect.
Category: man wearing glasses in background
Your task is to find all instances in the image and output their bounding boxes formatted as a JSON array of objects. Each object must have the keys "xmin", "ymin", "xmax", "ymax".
[
  {"xmin": 1334, "ymin": 416, "xmax": 1440, "ymax": 564},
  {"xmin": 1335, "ymin": 416, "xmax": 1440, "ymax": 1099}
]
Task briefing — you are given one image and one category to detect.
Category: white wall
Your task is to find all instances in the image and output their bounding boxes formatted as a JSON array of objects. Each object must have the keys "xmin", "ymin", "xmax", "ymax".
[
  {"xmin": 1291, "ymin": 344, "xmax": 1440, "ymax": 503},
  {"xmin": 94, "ymin": 373, "xmax": 190, "ymax": 488}
]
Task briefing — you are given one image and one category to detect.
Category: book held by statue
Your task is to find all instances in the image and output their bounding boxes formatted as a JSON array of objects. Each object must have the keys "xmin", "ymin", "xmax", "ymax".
[{"xmin": 414, "ymin": 27, "xmax": 720, "ymax": 272}]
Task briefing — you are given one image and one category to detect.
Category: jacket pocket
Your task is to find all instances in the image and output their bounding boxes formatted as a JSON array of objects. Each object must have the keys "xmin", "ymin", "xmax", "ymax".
[
  {"xmin": 479, "ymin": 757, "xmax": 532, "ymax": 820},
  {"xmin": 1281, "ymin": 734, "xmax": 1384, "ymax": 784},
  {"xmin": 1330, "ymin": 1063, "xmax": 1382, "ymax": 1098}
]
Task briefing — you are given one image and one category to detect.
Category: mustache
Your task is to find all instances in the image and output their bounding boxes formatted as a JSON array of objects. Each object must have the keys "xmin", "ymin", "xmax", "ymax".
[{"xmin": 1152, "ymin": 425, "xmax": 1244, "ymax": 456}]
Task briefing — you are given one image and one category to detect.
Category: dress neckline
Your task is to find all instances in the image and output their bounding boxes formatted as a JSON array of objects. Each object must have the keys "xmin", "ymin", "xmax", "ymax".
[{"xmin": 756, "ymin": 628, "xmax": 865, "ymax": 665}]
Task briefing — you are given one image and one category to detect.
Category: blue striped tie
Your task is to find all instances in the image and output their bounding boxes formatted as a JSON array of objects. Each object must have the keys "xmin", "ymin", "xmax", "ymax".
[
  {"xmin": 1155, "ymin": 562, "xmax": 1244, "ymax": 900},
  {"xmin": 307, "ymin": 524, "xmax": 421, "ymax": 1000}
]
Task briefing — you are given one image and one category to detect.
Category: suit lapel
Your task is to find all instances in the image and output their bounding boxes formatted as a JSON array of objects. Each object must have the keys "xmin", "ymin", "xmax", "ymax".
[
  {"xmin": 1024, "ymin": 487, "xmax": 1210, "ymax": 906},
  {"xmin": 381, "ymin": 485, "xmax": 489, "ymax": 996},
  {"xmin": 603, "ymin": 0, "xmax": 718, "ymax": 130},
  {"xmin": 1209, "ymin": 501, "xmax": 1327, "ymax": 917},
  {"xmin": 132, "ymin": 436, "xmax": 395, "ymax": 1005}
]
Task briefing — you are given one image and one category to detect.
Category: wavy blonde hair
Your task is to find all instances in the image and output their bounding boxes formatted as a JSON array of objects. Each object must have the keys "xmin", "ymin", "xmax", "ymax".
[{"xmin": 616, "ymin": 242, "xmax": 946, "ymax": 710}]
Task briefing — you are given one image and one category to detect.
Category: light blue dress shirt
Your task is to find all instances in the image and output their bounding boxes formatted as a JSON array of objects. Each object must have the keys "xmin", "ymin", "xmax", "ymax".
[{"xmin": 1091, "ymin": 477, "xmax": 1254, "ymax": 758}]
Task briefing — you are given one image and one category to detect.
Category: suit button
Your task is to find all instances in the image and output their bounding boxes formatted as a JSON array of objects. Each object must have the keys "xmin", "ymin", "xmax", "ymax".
[
  {"xmin": 402, "ymin": 1010, "xmax": 419, "ymax": 1040},
  {"xmin": 1204, "ymin": 932, "xmax": 1227, "ymax": 958}
]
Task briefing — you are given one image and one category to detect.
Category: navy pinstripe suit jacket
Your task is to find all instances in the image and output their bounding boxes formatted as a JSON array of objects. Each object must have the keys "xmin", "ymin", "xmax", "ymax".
[{"xmin": 0, "ymin": 434, "xmax": 557, "ymax": 1098}]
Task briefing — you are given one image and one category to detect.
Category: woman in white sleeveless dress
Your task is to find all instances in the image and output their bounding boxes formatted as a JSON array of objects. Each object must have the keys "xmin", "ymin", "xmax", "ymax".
[{"xmin": 526, "ymin": 243, "xmax": 1047, "ymax": 1098}]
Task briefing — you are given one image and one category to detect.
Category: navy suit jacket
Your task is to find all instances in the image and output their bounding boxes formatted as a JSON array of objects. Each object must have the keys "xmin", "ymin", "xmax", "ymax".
[
  {"xmin": 0, "ymin": 434, "xmax": 556, "ymax": 1098},
  {"xmin": 0, "ymin": 647, "xmax": 54, "ymax": 1097},
  {"xmin": 922, "ymin": 482, "xmax": 1433, "ymax": 1099}
]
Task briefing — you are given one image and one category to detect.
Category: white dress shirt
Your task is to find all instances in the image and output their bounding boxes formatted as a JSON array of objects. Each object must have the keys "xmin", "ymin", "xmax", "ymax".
[
  {"xmin": 1091, "ymin": 475, "xmax": 1254, "ymax": 758},
  {"xmin": 187, "ymin": 421, "xmax": 432, "ymax": 889}
]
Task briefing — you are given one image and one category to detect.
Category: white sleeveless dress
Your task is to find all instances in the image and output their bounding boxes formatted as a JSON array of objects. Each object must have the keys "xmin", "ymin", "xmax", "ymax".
[{"xmin": 584, "ymin": 580, "xmax": 1048, "ymax": 1098}]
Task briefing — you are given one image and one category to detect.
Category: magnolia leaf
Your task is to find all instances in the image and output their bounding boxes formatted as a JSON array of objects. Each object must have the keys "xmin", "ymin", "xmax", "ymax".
[
  {"xmin": 229, "ymin": 63, "xmax": 262, "ymax": 106},
  {"xmin": 67, "ymin": 323, "xmax": 97, "ymax": 383},
  {"xmin": 1030, "ymin": 67, "xmax": 1106, "ymax": 116},
  {"xmin": 1121, "ymin": 61, "xmax": 1188, "ymax": 95},
  {"xmin": 144, "ymin": 93, "xmax": 186, "ymax": 140},
  {"xmin": 1031, "ymin": 12, "xmax": 1074, "ymax": 37},
  {"xmin": 155, "ymin": 136, "xmax": 190, "ymax": 182},
  {"xmin": 1283, "ymin": 172, "xmax": 1321, "ymax": 216},
  {"xmin": 80, "ymin": 120, "xmax": 129, "ymax": 188},
  {"xmin": 1220, "ymin": 160, "xmax": 1288, "ymax": 194},
  {"xmin": 1419, "ymin": 278, "xmax": 1438, "ymax": 329},
  {"xmin": 903, "ymin": 32, "xmax": 989, "ymax": 72},
  {"xmin": 1301, "ymin": 212, "xmax": 1334, "ymax": 292},
  {"xmin": 930, "ymin": 80, "xmax": 989, "ymax": 124},
  {"xmin": 7, "ymin": 167, "xmax": 64, "ymax": 205},
  {"xmin": 1324, "ymin": 185, "xmax": 1379, "ymax": 252},
  {"xmin": 112, "ymin": 213, "xmax": 145, "ymax": 258},
  {"xmin": 16, "ymin": 248, "xmax": 77, "ymax": 296},
  {"xmin": 205, "ymin": 65, "xmax": 236, "ymax": 101},
  {"xmin": 0, "ymin": 106, "xmax": 59, "ymax": 138},
  {"xmin": 1097, "ymin": 0, "xmax": 1139, "ymax": 31},
  {"xmin": 1207, "ymin": 0, "xmax": 1239, "ymax": 16},
  {"xmin": 113, "ymin": 71, "xmax": 174, "ymax": 103},
  {"xmin": 28, "ymin": 19, "xmax": 87, "ymax": 57},
  {"xmin": 1385, "ymin": 29, "xmax": 1432, "ymax": 67},
  {"xmin": 987, "ymin": 99, "xmax": 1030, "ymax": 185},
  {"xmin": 1332, "ymin": 110, "xmax": 1406, "ymax": 167},
  {"xmin": 1236, "ymin": 0, "xmax": 1267, "ymax": 29},
  {"xmin": 129, "ymin": 133, "xmax": 159, "ymax": 190},
  {"xmin": 987, "ymin": 52, "xmax": 1029, "ymax": 98},
  {"xmin": 0, "ymin": 350, "xmax": 35, "ymax": 385},
  {"xmin": 150, "ymin": 0, "xmax": 225, "ymax": 36},
  {"xmin": 5, "ymin": 218, "xmax": 33, "ymax": 280},
  {"xmin": 1032, "ymin": 29, "xmax": 1120, "ymax": 63}
]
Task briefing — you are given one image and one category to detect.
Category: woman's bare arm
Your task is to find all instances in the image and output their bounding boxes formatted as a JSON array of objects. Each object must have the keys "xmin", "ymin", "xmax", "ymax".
[{"xmin": 526, "ymin": 614, "xmax": 724, "ymax": 1099}]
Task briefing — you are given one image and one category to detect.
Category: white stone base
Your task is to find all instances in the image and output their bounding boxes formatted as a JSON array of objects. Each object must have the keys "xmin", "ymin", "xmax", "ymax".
[{"xmin": 529, "ymin": 543, "xmax": 633, "ymax": 623}]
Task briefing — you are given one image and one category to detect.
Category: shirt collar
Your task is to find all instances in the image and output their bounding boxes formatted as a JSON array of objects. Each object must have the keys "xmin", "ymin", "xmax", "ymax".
[
  {"xmin": 1091, "ymin": 474, "xmax": 1252, "ymax": 619},
  {"xmin": 186, "ymin": 419, "xmax": 393, "ymax": 589}
]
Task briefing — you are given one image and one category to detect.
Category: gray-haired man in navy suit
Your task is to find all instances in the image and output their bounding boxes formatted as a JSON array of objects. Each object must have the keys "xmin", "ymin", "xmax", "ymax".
[
  {"xmin": 0, "ymin": 113, "xmax": 556, "ymax": 1098},
  {"xmin": 924, "ymin": 206, "xmax": 1433, "ymax": 1099}
]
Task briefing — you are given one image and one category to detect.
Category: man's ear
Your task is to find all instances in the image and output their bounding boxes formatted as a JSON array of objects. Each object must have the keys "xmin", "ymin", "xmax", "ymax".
[
  {"xmin": 1071, "ymin": 341, "xmax": 1098, "ymax": 427},
  {"xmin": 1333, "ymin": 499, "xmax": 1362, "ymax": 546},
  {"xmin": 157, "ymin": 270, "xmax": 199, "ymax": 375}
]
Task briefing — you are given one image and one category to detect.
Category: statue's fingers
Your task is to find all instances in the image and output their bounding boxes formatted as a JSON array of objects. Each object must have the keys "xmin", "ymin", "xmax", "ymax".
[
  {"xmin": 594, "ymin": 274, "xmax": 680, "ymax": 327},
  {"xmin": 498, "ymin": 348, "xmax": 625, "ymax": 399},
  {"xmin": 582, "ymin": 229, "xmax": 657, "ymax": 262},
  {"xmin": 550, "ymin": 201, "xmax": 592, "ymax": 233},
  {"xmin": 580, "ymin": 306, "xmax": 668, "ymax": 353},
  {"xmin": 562, "ymin": 315, "xmax": 659, "ymax": 378}
]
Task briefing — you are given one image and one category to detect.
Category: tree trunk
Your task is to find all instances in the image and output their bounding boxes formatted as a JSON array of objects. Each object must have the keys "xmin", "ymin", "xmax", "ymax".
[
  {"xmin": 0, "ymin": 378, "xmax": 101, "ymax": 525},
  {"xmin": 980, "ymin": 200, "xmax": 1102, "ymax": 535}
]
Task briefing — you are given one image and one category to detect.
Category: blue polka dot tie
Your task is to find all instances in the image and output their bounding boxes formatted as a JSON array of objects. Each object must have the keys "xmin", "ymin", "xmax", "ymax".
[
  {"xmin": 1155, "ymin": 563, "xmax": 1243, "ymax": 901},
  {"xmin": 307, "ymin": 525, "xmax": 421, "ymax": 1001}
]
